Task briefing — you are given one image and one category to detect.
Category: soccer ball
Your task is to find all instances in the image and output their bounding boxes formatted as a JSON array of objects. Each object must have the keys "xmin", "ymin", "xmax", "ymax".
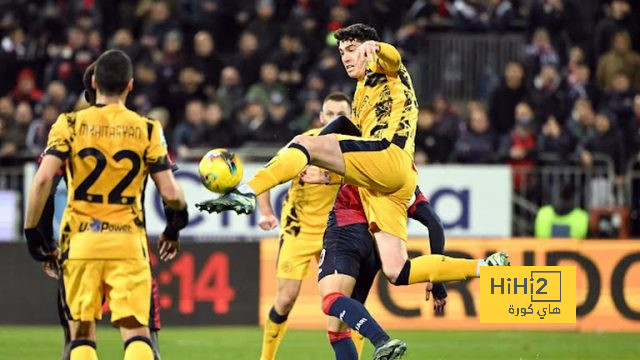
[{"xmin": 198, "ymin": 149, "xmax": 243, "ymax": 194}]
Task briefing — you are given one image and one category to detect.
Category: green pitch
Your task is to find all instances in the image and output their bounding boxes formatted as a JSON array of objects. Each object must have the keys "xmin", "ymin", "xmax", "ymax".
[{"xmin": 0, "ymin": 326, "xmax": 638, "ymax": 359}]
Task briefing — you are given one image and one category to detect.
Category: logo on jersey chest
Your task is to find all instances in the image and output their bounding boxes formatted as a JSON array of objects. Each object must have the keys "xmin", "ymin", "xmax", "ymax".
[{"xmin": 79, "ymin": 219, "xmax": 131, "ymax": 233}]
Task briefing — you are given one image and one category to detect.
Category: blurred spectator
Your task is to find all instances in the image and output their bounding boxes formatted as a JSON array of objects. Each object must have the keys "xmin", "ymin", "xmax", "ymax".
[
  {"xmin": 602, "ymin": 72, "xmax": 636, "ymax": 126},
  {"xmin": 216, "ymin": 66, "xmax": 245, "ymax": 119},
  {"xmin": 294, "ymin": 96, "xmax": 323, "ymax": 132},
  {"xmin": 110, "ymin": 28, "xmax": 140, "ymax": 61},
  {"xmin": 488, "ymin": 61, "xmax": 526, "ymax": 135},
  {"xmin": 0, "ymin": 97, "xmax": 15, "ymax": 124},
  {"xmin": 201, "ymin": 101, "xmax": 233, "ymax": 149},
  {"xmin": 453, "ymin": 103, "xmax": 497, "ymax": 163},
  {"xmin": 535, "ymin": 184, "xmax": 588, "ymax": 239},
  {"xmin": 566, "ymin": 63, "xmax": 600, "ymax": 108},
  {"xmin": 193, "ymin": 0, "xmax": 240, "ymax": 53},
  {"xmin": 2, "ymin": 101, "xmax": 33, "ymax": 154},
  {"xmin": 451, "ymin": 0, "xmax": 489, "ymax": 31},
  {"xmin": 147, "ymin": 107, "xmax": 170, "ymax": 132},
  {"xmin": 430, "ymin": 94, "xmax": 461, "ymax": 159},
  {"xmin": 488, "ymin": 0, "xmax": 516, "ymax": 32},
  {"xmin": 129, "ymin": 62, "xmax": 161, "ymax": 115},
  {"xmin": 415, "ymin": 107, "xmax": 454, "ymax": 164},
  {"xmin": 236, "ymin": 100, "xmax": 268, "ymax": 144},
  {"xmin": 256, "ymin": 96, "xmax": 294, "ymax": 143},
  {"xmin": 229, "ymin": 31, "xmax": 262, "ymax": 87},
  {"xmin": 247, "ymin": 0, "xmax": 282, "ymax": 53},
  {"xmin": 581, "ymin": 111, "xmax": 625, "ymax": 177},
  {"xmin": 566, "ymin": 98, "xmax": 596, "ymax": 148},
  {"xmin": 172, "ymin": 99, "xmax": 206, "ymax": 158},
  {"xmin": 268, "ymin": 33, "xmax": 309, "ymax": 91},
  {"xmin": 523, "ymin": 28, "xmax": 560, "ymax": 78},
  {"xmin": 528, "ymin": 0, "xmax": 568, "ymax": 62},
  {"xmin": 536, "ymin": 115, "xmax": 575, "ymax": 164},
  {"xmin": 594, "ymin": 0, "xmax": 639, "ymax": 57},
  {"xmin": 38, "ymin": 81, "xmax": 75, "ymax": 114},
  {"xmin": 11, "ymin": 69, "xmax": 43, "ymax": 107},
  {"xmin": 167, "ymin": 67, "xmax": 207, "ymax": 124},
  {"xmin": 499, "ymin": 102, "xmax": 537, "ymax": 191},
  {"xmin": 297, "ymin": 72, "xmax": 328, "ymax": 109},
  {"xmin": 140, "ymin": 1, "xmax": 177, "ymax": 51},
  {"xmin": 189, "ymin": 31, "xmax": 224, "ymax": 91},
  {"xmin": 0, "ymin": 25, "xmax": 25, "ymax": 95},
  {"xmin": 634, "ymin": 95, "xmax": 640, "ymax": 157},
  {"xmin": 527, "ymin": 65, "xmax": 569, "ymax": 125},
  {"xmin": 156, "ymin": 30, "xmax": 186, "ymax": 87},
  {"xmin": 26, "ymin": 103, "xmax": 58, "ymax": 154},
  {"xmin": 596, "ymin": 31, "xmax": 640, "ymax": 93},
  {"xmin": 245, "ymin": 62, "xmax": 288, "ymax": 108}
]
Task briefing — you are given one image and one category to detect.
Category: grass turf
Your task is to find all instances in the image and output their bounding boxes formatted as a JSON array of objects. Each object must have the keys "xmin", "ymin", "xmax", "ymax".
[{"xmin": 0, "ymin": 326, "xmax": 638, "ymax": 359}]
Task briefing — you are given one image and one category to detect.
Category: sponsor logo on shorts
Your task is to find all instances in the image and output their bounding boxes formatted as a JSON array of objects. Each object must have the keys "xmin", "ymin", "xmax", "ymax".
[
  {"xmin": 79, "ymin": 220, "xmax": 132, "ymax": 233},
  {"xmin": 339, "ymin": 310, "xmax": 346, "ymax": 321}
]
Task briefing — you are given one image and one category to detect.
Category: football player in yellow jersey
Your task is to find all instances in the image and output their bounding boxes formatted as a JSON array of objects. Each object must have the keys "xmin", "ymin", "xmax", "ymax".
[
  {"xmin": 256, "ymin": 92, "xmax": 350, "ymax": 360},
  {"xmin": 198, "ymin": 23, "xmax": 508, "ymax": 297},
  {"xmin": 24, "ymin": 49, "xmax": 188, "ymax": 360}
]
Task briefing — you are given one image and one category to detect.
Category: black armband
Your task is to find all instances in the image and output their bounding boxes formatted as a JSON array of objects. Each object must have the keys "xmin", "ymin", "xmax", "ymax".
[
  {"xmin": 163, "ymin": 204, "xmax": 189, "ymax": 241},
  {"xmin": 318, "ymin": 115, "xmax": 361, "ymax": 136}
]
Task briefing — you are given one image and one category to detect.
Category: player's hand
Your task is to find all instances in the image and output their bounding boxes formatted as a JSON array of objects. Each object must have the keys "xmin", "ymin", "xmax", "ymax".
[
  {"xmin": 424, "ymin": 282, "xmax": 433, "ymax": 301},
  {"xmin": 24, "ymin": 228, "xmax": 57, "ymax": 262},
  {"xmin": 258, "ymin": 213, "xmax": 278, "ymax": 231},
  {"xmin": 357, "ymin": 40, "xmax": 380, "ymax": 64},
  {"xmin": 158, "ymin": 233, "xmax": 179, "ymax": 261},
  {"xmin": 299, "ymin": 166, "xmax": 330, "ymax": 184},
  {"xmin": 432, "ymin": 283, "xmax": 448, "ymax": 314},
  {"xmin": 41, "ymin": 256, "xmax": 59, "ymax": 279}
]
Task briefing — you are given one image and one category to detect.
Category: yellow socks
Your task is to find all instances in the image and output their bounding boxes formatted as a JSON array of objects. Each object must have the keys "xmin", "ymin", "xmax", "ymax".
[
  {"xmin": 123, "ymin": 337, "xmax": 154, "ymax": 360},
  {"xmin": 408, "ymin": 255, "xmax": 479, "ymax": 284},
  {"xmin": 69, "ymin": 340, "xmax": 98, "ymax": 360},
  {"xmin": 260, "ymin": 307, "xmax": 290, "ymax": 360},
  {"xmin": 247, "ymin": 144, "xmax": 310, "ymax": 195},
  {"xmin": 351, "ymin": 331, "xmax": 365, "ymax": 358}
]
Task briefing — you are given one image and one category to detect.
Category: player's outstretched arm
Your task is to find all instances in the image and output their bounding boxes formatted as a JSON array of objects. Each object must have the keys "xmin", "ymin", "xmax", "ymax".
[
  {"xmin": 24, "ymin": 155, "xmax": 63, "ymax": 261},
  {"xmin": 257, "ymin": 190, "xmax": 278, "ymax": 230},
  {"xmin": 364, "ymin": 41, "xmax": 401, "ymax": 74}
]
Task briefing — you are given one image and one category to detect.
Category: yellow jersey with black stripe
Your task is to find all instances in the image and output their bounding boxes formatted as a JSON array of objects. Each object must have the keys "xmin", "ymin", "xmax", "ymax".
[
  {"xmin": 351, "ymin": 42, "xmax": 418, "ymax": 157},
  {"xmin": 45, "ymin": 103, "xmax": 171, "ymax": 260},
  {"xmin": 280, "ymin": 129, "xmax": 341, "ymax": 238}
]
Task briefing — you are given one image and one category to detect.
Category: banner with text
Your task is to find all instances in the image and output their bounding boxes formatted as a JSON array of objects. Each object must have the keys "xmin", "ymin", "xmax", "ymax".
[
  {"xmin": 136, "ymin": 163, "xmax": 512, "ymax": 238},
  {"xmin": 259, "ymin": 238, "xmax": 640, "ymax": 332}
]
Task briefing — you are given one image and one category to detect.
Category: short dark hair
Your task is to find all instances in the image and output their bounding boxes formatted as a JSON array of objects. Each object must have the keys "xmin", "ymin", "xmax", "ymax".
[
  {"xmin": 95, "ymin": 49, "xmax": 133, "ymax": 96},
  {"xmin": 83, "ymin": 61, "xmax": 97, "ymax": 105},
  {"xmin": 334, "ymin": 23, "xmax": 379, "ymax": 43},
  {"xmin": 323, "ymin": 92, "xmax": 351, "ymax": 107}
]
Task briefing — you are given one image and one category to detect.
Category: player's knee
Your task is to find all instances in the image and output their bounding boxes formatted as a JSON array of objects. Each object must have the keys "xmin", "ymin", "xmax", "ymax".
[
  {"xmin": 382, "ymin": 263, "xmax": 403, "ymax": 284},
  {"xmin": 321, "ymin": 292, "xmax": 345, "ymax": 315},
  {"xmin": 71, "ymin": 321, "xmax": 94, "ymax": 340},
  {"xmin": 275, "ymin": 291, "xmax": 298, "ymax": 314}
]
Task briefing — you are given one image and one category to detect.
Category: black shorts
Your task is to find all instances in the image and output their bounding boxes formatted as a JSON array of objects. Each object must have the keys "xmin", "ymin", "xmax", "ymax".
[{"xmin": 318, "ymin": 214, "xmax": 381, "ymax": 304}]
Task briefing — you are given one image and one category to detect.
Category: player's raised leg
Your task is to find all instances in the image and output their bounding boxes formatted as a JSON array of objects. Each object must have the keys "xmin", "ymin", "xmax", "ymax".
[
  {"xmin": 196, "ymin": 133, "xmax": 345, "ymax": 214},
  {"xmin": 374, "ymin": 231, "xmax": 510, "ymax": 285}
]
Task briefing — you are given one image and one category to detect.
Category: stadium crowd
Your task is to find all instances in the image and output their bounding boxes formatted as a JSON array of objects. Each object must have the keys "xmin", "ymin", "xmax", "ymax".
[{"xmin": 0, "ymin": 0, "xmax": 639, "ymax": 173}]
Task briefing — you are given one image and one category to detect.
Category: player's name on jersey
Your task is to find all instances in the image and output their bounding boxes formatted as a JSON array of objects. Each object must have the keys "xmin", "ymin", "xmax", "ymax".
[{"xmin": 79, "ymin": 122, "xmax": 142, "ymax": 140}]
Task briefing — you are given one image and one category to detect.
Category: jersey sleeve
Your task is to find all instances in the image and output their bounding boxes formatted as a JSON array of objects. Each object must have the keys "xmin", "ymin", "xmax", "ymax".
[
  {"xmin": 146, "ymin": 121, "xmax": 171, "ymax": 174},
  {"xmin": 371, "ymin": 42, "xmax": 401, "ymax": 74},
  {"xmin": 45, "ymin": 113, "xmax": 72, "ymax": 160}
]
